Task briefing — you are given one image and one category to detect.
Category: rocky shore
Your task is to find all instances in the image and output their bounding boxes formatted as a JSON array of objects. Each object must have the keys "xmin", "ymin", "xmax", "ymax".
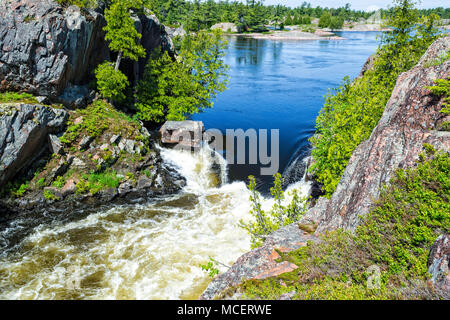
[
  {"xmin": 201, "ymin": 34, "xmax": 450, "ymax": 299},
  {"xmin": 0, "ymin": 0, "xmax": 185, "ymax": 219}
]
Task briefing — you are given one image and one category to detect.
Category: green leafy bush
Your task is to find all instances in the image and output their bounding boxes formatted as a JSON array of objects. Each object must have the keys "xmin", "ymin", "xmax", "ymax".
[
  {"xmin": 241, "ymin": 148, "xmax": 450, "ymax": 300},
  {"xmin": 240, "ymin": 173, "xmax": 307, "ymax": 249},
  {"xmin": 310, "ymin": 0, "xmax": 441, "ymax": 197},
  {"xmin": 134, "ymin": 30, "xmax": 228, "ymax": 123},
  {"xmin": 94, "ymin": 62, "xmax": 129, "ymax": 102}
]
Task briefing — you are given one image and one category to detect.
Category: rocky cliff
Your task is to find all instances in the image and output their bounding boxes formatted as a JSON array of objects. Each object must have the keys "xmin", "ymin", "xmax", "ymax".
[
  {"xmin": 201, "ymin": 35, "xmax": 450, "ymax": 299},
  {"xmin": 0, "ymin": 0, "xmax": 173, "ymax": 107},
  {"xmin": 0, "ymin": 0, "xmax": 183, "ymax": 216}
]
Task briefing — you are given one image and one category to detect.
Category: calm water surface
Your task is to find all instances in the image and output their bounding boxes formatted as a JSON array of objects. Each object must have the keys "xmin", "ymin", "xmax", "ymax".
[{"xmin": 193, "ymin": 32, "xmax": 381, "ymax": 188}]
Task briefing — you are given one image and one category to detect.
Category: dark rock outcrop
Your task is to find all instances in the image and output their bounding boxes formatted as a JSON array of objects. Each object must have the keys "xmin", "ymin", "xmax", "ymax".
[
  {"xmin": 0, "ymin": 1, "xmax": 107, "ymax": 103},
  {"xmin": 428, "ymin": 234, "xmax": 450, "ymax": 296},
  {"xmin": 0, "ymin": 103, "xmax": 68, "ymax": 185},
  {"xmin": 0, "ymin": 0, "xmax": 173, "ymax": 106}
]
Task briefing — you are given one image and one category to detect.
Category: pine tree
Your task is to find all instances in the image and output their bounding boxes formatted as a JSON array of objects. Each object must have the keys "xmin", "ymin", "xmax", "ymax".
[{"xmin": 103, "ymin": 0, "xmax": 146, "ymax": 71}]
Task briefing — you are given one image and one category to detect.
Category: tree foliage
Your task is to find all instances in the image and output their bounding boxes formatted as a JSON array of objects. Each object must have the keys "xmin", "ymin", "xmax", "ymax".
[
  {"xmin": 135, "ymin": 30, "xmax": 228, "ymax": 122},
  {"xmin": 95, "ymin": 62, "xmax": 129, "ymax": 102},
  {"xmin": 103, "ymin": 0, "xmax": 146, "ymax": 70},
  {"xmin": 240, "ymin": 174, "xmax": 307, "ymax": 249},
  {"xmin": 309, "ymin": 0, "xmax": 442, "ymax": 197}
]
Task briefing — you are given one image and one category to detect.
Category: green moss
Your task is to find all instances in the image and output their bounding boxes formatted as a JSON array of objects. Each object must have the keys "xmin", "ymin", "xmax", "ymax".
[
  {"xmin": 52, "ymin": 176, "xmax": 66, "ymax": 189},
  {"xmin": 76, "ymin": 170, "xmax": 123, "ymax": 195},
  {"xmin": 0, "ymin": 91, "xmax": 37, "ymax": 104},
  {"xmin": 60, "ymin": 100, "xmax": 141, "ymax": 145},
  {"xmin": 11, "ymin": 183, "xmax": 30, "ymax": 198},
  {"xmin": 241, "ymin": 149, "xmax": 450, "ymax": 300},
  {"xmin": 43, "ymin": 189, "xmax": 59, "ymax": 201}
]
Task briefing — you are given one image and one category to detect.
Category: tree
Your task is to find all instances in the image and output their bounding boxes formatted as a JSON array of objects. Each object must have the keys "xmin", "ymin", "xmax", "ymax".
[
  {"xmin": 103, "ymin": 0, "xmax": 146, "ymax": 71},
  {"xmin": 329, "ymin": 16, "xmax": 344, "ymax": 30},
  {"xmin": 95, "ymin": 62, "xmax": 129, "ymax": 102},
  {"xmin": 318, "ymin": 11, "xmax": 332, "ymax": 28},
  {"xmin": 135, "ymin": 30, "xmax": 228, "ymax": 123},
  {"xmin": 285, "ymin": 15, "xmax": 294, "ymax": 26}
]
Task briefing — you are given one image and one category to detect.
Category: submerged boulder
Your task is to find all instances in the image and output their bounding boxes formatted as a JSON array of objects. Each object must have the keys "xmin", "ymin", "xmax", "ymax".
[{"xmin": 0, "ymin": 103, "xmax": 68, "ymax": 185}]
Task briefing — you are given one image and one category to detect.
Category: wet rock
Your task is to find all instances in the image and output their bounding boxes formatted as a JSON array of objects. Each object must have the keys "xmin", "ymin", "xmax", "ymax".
[
  {"xmin": 200, "ymin": 224, "xmax": 318, "ymax": 300},
  {"xmin": 118, "ymin": 181, "xmax": 133, "ymax": 196},
  {"xmin": 137, "ymin": 176, "xmax": 153, "ymax": 189},
  {"xmin": 0, "ymin": 104, "xmax": 68, "ymax": 185},
  {"xmin": 428, "ymin": 234, "xmax": 450, "ymax": 295},
  {"xmin": 160, "ymin": 121, "xmax": 205, "ymax": 150}
]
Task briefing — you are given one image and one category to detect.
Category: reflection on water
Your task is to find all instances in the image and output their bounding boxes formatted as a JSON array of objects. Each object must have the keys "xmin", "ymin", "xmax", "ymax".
[{"xmin": 193, "ymin": 32, "xmax": 381, "ymax": 190}]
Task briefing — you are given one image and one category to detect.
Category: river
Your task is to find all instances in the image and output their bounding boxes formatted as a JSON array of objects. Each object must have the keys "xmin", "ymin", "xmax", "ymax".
[{"xmin": 0, "ymin": 32, "xmax": 380, "ymax": 300}]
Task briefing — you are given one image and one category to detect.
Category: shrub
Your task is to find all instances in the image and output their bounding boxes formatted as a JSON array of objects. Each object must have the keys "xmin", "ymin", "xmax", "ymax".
[
  {"xmin": 134, "ymin": 30, "xmax": 228, "ymax": 123},
  {"xmin": 94, "ymin": 62, "xmax": 129, "ymax": 102},
  {"xmin": 309, "ymin": 0, "xmax": 441, "ymax": 197},
  {"xmin": 241, "ymin": 149, "xmax": 450, "ymax": 300},
  {"xmin": 239, "ymin": 173, "xmax": 307, "ymax": 249}
]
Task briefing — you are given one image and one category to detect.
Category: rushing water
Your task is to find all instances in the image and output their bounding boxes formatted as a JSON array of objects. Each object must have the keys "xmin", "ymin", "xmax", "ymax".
[{"xmin": 0, "ymin": 32, "xmax": 380, "ymax": 300}]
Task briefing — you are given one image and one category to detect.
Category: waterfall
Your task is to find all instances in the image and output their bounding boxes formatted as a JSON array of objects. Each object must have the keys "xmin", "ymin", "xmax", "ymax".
[{"xmin": 0, "ymin": 145, "xmax": 312, "ymax": 300}]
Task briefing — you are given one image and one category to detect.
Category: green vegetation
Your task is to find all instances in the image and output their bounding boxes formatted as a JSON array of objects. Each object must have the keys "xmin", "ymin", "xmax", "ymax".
[
  {"xmin": 427, "ymin": 77, "xmax": 450, "ymax": 131},
  {"xmin": 55, "ymin": 0, "xmax": 97, "ymax": 9},
  {"xmin": 95, "ymin": 62, "xmax": 129, "ymax": 102},
  {"xmin": 103, "ymin": 0, "xmax": 146, "ymax": 71},
  {"xmin": 60, "ymin": 100, "xmax": 139, "ymax": 144},
  {"xmin": 75, "ymin": 171, "xmax": 122, "ymax": 195},
  {"xmin": 135, "ymin": 30, "xmax": 228, "ymax": 122},
  {"xmin": 44, "ymin": 189, "xmax": 60, "ymax": 201},
  {"xmin": 0, "ymin": 91, "xmax": 37, "ymax": 104},
  {"xmin": 200, "ymin": 257, "xmax": 220, "ymax": 278},
  {"xmin": 241, "ymin": 148, "xmax": 449, "ymax": 300},
  {"xmin": 309, "ymin": 0, "xmax": 442, "ymax": 197},
  {"xmin": 240, "ymin": 174, "xmax": 307, "ymax": 249}
]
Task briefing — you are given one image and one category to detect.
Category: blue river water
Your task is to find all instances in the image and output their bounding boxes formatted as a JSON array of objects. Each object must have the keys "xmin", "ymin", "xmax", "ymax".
[{"xmin": 192, "ymin": 32, "xmax": 381, "ymax": 190}]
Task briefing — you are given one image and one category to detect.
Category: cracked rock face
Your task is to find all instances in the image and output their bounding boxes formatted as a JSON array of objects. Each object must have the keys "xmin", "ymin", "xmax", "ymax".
[
  {"xmin": 200, "ymin": 224, "xmax": 317, "ymax": 300},
  {"xmin": 428, "ymin": 234, "xmax": 450, "ymax": 296},
  {"xmin": 0, "ymin": 0, "xmax": 174, "ymax": 105},
  {"xmin": 304, "ymin": 35, "xmax": 450, "ymax": 233},
  {"xmin": 0, "ymin": 0, "xmax": 108, "ymax": 100},
  {"xmin": 0, "ymin": 103, "xmax": 68, "ymax": 185}
]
